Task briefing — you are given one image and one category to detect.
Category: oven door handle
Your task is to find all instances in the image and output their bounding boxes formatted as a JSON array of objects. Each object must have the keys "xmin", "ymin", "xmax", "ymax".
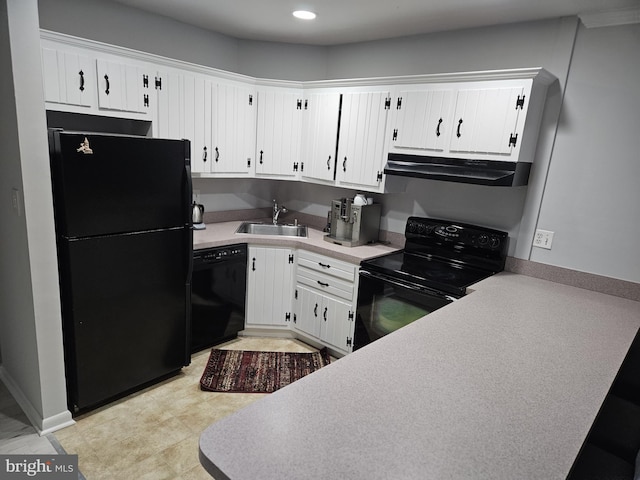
[{"xmin": 359, "ymin": 269, "xmax": 458, "ymax": 303}]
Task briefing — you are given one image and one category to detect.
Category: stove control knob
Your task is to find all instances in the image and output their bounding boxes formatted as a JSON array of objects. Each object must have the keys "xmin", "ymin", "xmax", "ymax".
[
  {"xmin": 489, "ymin": 236, "xmax": 501, "ymax": 249},
  {"xmin": 478, "ymin": 234, "xmax": 489, "ymax": 246},
  {"xmin": 417, "ymin": 223, "xmax": 426, "ymax": 234},
  {"xmin": 407, "ymin": 221, "xmax": 417, "ymax": 233}
]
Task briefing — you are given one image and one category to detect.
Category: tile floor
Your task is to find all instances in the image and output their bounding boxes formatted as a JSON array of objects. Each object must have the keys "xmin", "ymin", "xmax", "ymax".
[{"xmin": 52, "ymin": 336, "xmax": 319, "ymax": 479}]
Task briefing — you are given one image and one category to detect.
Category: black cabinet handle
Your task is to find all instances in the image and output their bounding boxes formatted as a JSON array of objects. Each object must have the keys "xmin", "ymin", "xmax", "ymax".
[
  {"xmin": 343, "ymin": 156, "xmax": 347, "ymax": 172},
  {"xmin": 104, "ymin": 74, "xmax": 110, "ymax": 95},
  {"xmin": 317, "ymin": 281, "xmax": 329, "ymax": 287},
  {"xmin": 79, "ymin": 70, "xmax": 85, "ymax": 91},
  {"xmin": 323, "ymin": 307, "xmax": 327, "ymax": 321},
  {"xmin": 314, "ymin": 303, "xmax": 318, "ymax": 317},
  {"xmin": 327, "ymin": 155, "xmax": 331, "ymax": 170},
  {"xmin": 202, "ymin": 146, "xmax": 207, "ymax": 162},
  {"xmin": 318, "ymin": 262, "xmax": 330, "ymax": 269},
  {"xmin": 260, "ymin": 150, "xmax": 264, "ymax": 164},
  {"xmin": 456, "ymin": 118, "xmax": 463, "ymax": 138},
  {"xmin": 252, "ymin": 258, "xmax": 256, "ymax": 271},
  {"xmin": 215, "ymin": 147, "xmax": 219, "ymax": 162},
  {"xmin": 436, "ymin": 118, "xmax": 442, "ymax": 137}
]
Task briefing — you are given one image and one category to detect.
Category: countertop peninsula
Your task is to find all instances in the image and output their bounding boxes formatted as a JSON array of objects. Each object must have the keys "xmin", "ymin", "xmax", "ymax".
[{"xmin": 198, "ymin": 270, "xmax": 640, "ymax": 480}]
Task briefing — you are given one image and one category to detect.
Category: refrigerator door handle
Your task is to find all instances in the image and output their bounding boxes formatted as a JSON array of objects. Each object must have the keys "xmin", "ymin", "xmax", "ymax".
[{"xmin": 183, "ymin": 140, "xmax": 194, "ymax": 366}]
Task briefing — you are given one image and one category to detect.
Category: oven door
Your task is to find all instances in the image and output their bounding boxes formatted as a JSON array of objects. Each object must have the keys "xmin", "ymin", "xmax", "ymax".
[{"xmin": 354, "ymin": 269, "xmax": 456, "ymax": 351}]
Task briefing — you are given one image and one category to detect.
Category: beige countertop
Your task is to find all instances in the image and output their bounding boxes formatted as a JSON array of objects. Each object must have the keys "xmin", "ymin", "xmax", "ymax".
[
  {"xmin": 199, "ymin": 271, "xmax": 640, "ymax": 480},
  {"xmin": 193, "ymin": 221, "xmax": 400, "ymax": 263}
]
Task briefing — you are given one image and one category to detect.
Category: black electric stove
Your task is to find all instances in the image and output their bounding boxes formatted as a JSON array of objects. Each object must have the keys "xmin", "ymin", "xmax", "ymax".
[
  {"xmin": 354, "ymin": 217, "xmax": 508, "ymax": 350},
  {"xmin": 361, "ymin": 217, "xmax": 509, "ymax": 298}
]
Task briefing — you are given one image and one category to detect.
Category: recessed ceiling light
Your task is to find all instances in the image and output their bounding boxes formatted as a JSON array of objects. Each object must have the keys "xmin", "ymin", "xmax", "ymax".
[{"xmin": 293, "ymin": 10, "xmax": 316, "ymax": 20}]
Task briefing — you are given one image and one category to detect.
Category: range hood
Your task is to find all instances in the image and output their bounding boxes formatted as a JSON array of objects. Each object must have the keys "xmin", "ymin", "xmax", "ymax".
[{"xmin": 384, "ymin": 153, "xmax": 531, "ymax": 187}]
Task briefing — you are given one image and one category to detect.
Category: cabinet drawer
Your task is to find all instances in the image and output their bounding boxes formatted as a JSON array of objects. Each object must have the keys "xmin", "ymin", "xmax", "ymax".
[
  {"xmin": 297, "ymin": 269, "xmax": 354, "ymax": 302},
  {"xmin": 297, "ymin": 250, "xmax": 357, "ymax": 282}
]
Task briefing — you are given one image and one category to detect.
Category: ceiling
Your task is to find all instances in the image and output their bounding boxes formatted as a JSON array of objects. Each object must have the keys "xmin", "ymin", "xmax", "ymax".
[{"xmin": 110, "ymin": 0, "xmax": 639, "ymax": 45}]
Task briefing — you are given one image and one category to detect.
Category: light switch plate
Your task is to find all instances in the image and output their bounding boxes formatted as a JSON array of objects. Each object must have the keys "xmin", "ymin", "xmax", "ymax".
[
  {"xmin": 533, "ymin": 229, "xmax": 554, "ymax": 249},
  {"xmin": 11, "ymin": 188, "xmax": 21, "ymax": 217}
]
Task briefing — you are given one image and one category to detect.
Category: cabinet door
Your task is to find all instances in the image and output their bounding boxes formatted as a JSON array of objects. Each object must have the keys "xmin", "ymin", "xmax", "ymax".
[
  {"xmin": 390, "ymin": 88, "xmax": 454, "ymax": 152},
  {"xmin": 293, "ymin": 285, "xmax": 322, "ymax": 338},
  {"xmin": 255, "ymin": 87, "xmax": 302, "ymax": 178},
  {"xmin": 96, "ymin": 59, "xmax": 151, "ymax": 114},
  {"xmin": 41, "ymin": 47, "xmax": 94, "ymax": 108},
  {"xmin": 301, "ymin": 92, "xmax": 340, "ymax": 183},
  {"xmin": 155, "ymin": 69, "xmax": 211, "ymax": 173},
  {"xmin": 448, "ymin": 86, "xmax": 526, "ymax": 156},
  {"xmin": 336, "ymin": 91, "xmax": 389, "ymax": 190},
  {"xmin": 211, "ymin": 83, "xmax": 256, "ymax": 176},
  {"xmin": 246, "ymin": 247, "xmax": 294, "ymax": 327},
  {"xmin": 320, "ymin": 297, "xmax": 353, "ymax": 354}
]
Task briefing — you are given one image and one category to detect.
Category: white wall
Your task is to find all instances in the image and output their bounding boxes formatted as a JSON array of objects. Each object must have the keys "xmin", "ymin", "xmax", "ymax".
[
  {"xmin": 531, "ymin": 23, "xmax": 640, "ymax": 283},
  {"xmin": 0, "ymin": 0, "xmax": 72, "ymax": 433}
]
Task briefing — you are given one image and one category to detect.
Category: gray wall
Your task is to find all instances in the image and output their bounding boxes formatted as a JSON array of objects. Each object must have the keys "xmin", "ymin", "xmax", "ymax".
[
  {"xmin": 38, "ymin": 0, "xmax": 239, "ymax": 72},
  {"xmin": 0, "ymin": 0, "xmax": 70, "ymax": 432},
  {"xmin": 531, "ymin": 23, "xmax": 640, "ymax": 283}
]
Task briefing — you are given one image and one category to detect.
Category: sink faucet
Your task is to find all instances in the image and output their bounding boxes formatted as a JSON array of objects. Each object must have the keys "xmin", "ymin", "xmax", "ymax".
[{"xmin": 272, "ymin": 199, "xmax": 288, "ymax": 225}]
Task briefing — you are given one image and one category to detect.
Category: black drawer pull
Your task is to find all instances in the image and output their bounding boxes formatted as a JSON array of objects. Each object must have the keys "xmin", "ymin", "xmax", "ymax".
[
  {"xmin": 456, "ymin": 118, "xmax": 463, "ymax": 138},
  {"xmin": 104, "ymin": 74, "xmax": 110, "ymax": 95},
  {"xmin": 436, "ymin": 118, "xmax": 442, "ymax": 137},
  {"xmin": 323, "ymin": 307, "xmax": 327, "ymax": 321},
  {"xmin": 79, "ymin": 70, "xmax": 85, "ymax": 91},
  {"xmin": 252, "ymin": 258, "xmax": 256, "ymax": 271},
  {"xmin": 314, "ymin": 303, "xmax": 318, "ymax": 317},
  {"xmin": 318, "ymin": 262, "xmax": 331, "ymax": 269},
  {"xmin": 317, "ymin": 281, "xmax": 329, "ymax": 287}
]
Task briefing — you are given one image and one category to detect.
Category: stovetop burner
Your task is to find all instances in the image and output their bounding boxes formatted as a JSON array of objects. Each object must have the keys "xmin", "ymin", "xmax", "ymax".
[{"xmin": 360, "ymin": 217, "xmax": 508, "ymax": 297}]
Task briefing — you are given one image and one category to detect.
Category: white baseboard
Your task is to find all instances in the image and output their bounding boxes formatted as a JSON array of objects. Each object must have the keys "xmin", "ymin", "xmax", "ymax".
[{"xmin": 0, "ymin": 366, "xmax": 74, "ymax": 435}]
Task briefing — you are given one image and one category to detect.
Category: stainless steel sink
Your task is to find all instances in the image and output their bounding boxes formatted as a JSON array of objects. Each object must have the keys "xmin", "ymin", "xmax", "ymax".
[{"xmin": 235, "ymin": 222, "xmax": 308, "ymax": 238}]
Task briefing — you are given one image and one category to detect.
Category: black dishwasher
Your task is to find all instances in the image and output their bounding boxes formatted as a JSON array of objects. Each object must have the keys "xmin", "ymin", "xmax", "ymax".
[{"xmin": 191, "ymin": 244, "xmax": 247, "ymax": 353}]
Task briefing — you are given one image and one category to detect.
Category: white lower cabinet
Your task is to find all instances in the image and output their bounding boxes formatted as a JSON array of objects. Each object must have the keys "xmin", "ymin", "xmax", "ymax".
[
  {"xmin": 245, "ymin": 246, "xmax": 295, "ymax": 329},
  {"xmin": 293, "ymin": 251, "xmax": 357, "ymax": 355}
]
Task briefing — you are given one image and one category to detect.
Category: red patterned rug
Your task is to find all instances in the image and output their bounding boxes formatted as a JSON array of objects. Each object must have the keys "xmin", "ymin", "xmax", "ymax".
[{"xmin": 199, "ymin": 348, "xmax": 331, "ymax": 393}]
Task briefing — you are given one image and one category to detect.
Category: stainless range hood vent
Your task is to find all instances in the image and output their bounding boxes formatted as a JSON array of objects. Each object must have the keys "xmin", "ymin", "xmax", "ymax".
[{"xmin": 384, "ymin": 153, "xmax": 531, "ymax": 187}]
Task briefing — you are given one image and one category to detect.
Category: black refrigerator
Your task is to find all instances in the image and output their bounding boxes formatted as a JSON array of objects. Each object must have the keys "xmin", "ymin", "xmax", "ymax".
[{"xmin": 48, "ymin": 130, "xmax": 193, "ymax": 413}]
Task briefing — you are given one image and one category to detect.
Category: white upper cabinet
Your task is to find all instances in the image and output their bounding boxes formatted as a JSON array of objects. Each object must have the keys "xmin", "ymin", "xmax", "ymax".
[
  {"xmin": 387, "ymin": 75, "xmax": 550, "ymax": 165},
  {"xmin": 448, "ymin": 84, "xmax": 527, "ymax": 157},
  {"xmin": 41, "ymin": 47, "xmax": 95, "ymax": 108},
  {"xmin": 210, "ymin": 82, "xmax": 256, "ymax": 177},
  {"xmin": 155, "ymin": 69, "xmax": 211, "ymax": 173},
  {"xmin": 41, "ymin": 32, "xmax": 555, "ymax": 187},
  {"xmin": 389, "ymin": 87, "xmax": 454, "ymax": 153},
  {"xmin": 96, "ymin": 58, "xmax": 152, "ymax": 114},
  {"xmin": 255, "ymin": 86, "xmax": 303, "ymax": 179},
  {"xmin": 300, "ymin": 91, "xmax": 341, "ymax": 184},
  {"xmin": 336, "ymin": 89, "xmax": 390, "ymax": 191}
]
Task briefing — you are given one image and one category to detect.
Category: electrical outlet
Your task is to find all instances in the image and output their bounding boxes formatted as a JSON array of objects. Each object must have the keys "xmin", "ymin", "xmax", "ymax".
[
  {"xmin": 193, "ymin": 189, "xmax": 200, "ymax": 204},
  {"xmin": 533, "ymin": 229, "xmax": 554, "ymax": 249}
]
